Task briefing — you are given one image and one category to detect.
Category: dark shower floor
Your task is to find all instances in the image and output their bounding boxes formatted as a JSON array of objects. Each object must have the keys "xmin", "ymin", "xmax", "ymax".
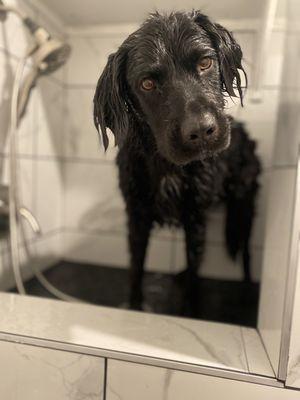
[{"xmin": 17, "ymin": 261, "xmax": 259, "ymax": 327}]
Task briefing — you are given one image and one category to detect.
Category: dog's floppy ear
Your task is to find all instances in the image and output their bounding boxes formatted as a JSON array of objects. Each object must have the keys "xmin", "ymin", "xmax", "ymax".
[
  {"xmin": 193, "ymin": 12, "xmax": 247, "ymax": 104},
  {"xmin": 93, "ymin": 48, "xmax": 129, "ymax": 150}
]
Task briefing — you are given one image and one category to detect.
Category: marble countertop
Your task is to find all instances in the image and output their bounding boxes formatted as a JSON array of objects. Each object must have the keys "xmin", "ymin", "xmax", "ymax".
[{"xmin": 0, "ymin": 293, "xmax": 274, "ymax": 377}]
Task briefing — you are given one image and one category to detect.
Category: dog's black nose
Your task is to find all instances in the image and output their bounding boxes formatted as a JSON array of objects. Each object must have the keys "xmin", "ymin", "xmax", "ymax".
[{"xmin": 182, "ymin": 113, "xmax": 218, "ymax": 144}]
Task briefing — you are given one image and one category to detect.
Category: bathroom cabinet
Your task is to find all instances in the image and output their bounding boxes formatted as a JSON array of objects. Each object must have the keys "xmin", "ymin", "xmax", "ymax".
[
  {"xmin": 0, "ymin": 292, "xmax": 300, "ymax": 398},
  {"xmin": 0, "ymin": 340, "xmax": 105, "ymax": 400},
  {"xmin": 106, "ymin": 360, "xmax": 300, "ymax": 400}
]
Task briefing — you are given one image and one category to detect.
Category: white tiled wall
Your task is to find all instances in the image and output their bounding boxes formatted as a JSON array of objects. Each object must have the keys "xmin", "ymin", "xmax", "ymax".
[
  {"xmin": 0, "ymin": 0, "xmax": 65, "ymax": 290},
  {"xmin": 62, "ymin": 24, "xmax": 285, "ymax": 281},
  {"xmin": 0, "ymin": 1, "xmax": 288, "ymax": 288}
]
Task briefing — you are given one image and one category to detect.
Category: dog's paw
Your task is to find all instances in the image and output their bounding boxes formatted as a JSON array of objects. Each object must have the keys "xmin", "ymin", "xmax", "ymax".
[
  {"xmin": 119, "ymin": 301, "xmax": 154, "ymax": 312},
  {"xmin": 142, "ymin": 302, "xmax": 154, "ymax": 312},
  {"xmin": 119, "ymin": 301, "xmax": 130, "ymax": 309}
]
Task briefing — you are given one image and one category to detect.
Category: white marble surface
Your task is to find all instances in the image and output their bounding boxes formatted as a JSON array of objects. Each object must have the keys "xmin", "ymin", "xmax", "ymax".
[
  {"xmin": 0, "ymin": 230, "xmax": 61, "ymax": 291},
  {"xmin": 0, "ymin": 293, "xmax": 273, "ymax": 377},
  {"xmin": 66, "ymin": 35, "xmax": 125, "ymax": 86},
  {"xmin": 274, "ymin": 86, "xmax": 300, "ymax": 167},
  {"xmin": 106, "ymin": 360, "xmax": 297, "ymax": 400},
  {"xmin": 35, "ymin": 159, "xmax": 63, "ymax": 234},
  {"xmin": 0, "ymin": 339, "xmax": 105, "ymax": 400},
  {"xmin": 263, "ymin": 30, "xmax": 285, "ymax": 87},
  {"xmin": 273, "ymin": 32, "xmax": 300, "ymax": 167},
  {"xmin": 30, "ymin": 229, "xmax": 62, "ymax": 264},
  {"xmin": 35, "ymin": 78, "xmax": 65, "ymax": 157},
  {"xmin": 233, "ymin": 32, "xmax": 254, "ymax": 85},
  {"xmin": 63, "ymin": 230, "xmax": 175, "ymax": 273},
  {"xmin": 229, "ymin": 89, "xmax": 281, "ymax": 170},
  {"xmin": 1, "ymin": 156, "xmax": 36, "ymax": 241},
  {"xmin": 64, "ymin": 87, "xmax": 118, "ymax": 161},
  {"xmin": 0, "ymin": 0, "xmax": 37, "ymax": 58},
  {"xmin": 64, "ymin": 162, "xmax": 124, "ymax": 232},
  {"xmin": 174, "ymin": 236, "xmax": 263, "ymax": 281},
  {"xmin": 0, "ymin": 51, "xmax": 36, "ymax": 156}
]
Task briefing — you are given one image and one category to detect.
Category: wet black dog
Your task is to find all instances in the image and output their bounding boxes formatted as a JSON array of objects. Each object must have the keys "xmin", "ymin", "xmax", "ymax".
[{"xmin": 93, "ymin": 11, "xmax": 260, "ymax": 314}]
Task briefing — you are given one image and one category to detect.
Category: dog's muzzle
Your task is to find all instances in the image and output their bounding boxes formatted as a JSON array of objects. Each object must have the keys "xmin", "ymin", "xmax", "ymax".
[{"xmin": 181, "ymin": 112, "xmax": 219, "ymax": 147}]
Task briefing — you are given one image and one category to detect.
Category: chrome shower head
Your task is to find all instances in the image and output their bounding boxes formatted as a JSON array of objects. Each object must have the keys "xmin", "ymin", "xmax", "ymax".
[
  {"xmin": 0, "ymin": 4, "xmax": 71, "ymax": 74},
  {"xmin": 17, "ymin": 36, "xmax": 71, "ymax": 119},
  {"xmin": 23, "ymin": 17, "xmax": 71, "ymax": 75},
  {"xmin": 16, "ymin": 37, "xmax": 71, "ymax": 120},
  {"xmin": 0, "ymin": 2, "xmax": 72, "ymax": 120},
  {"xmin": 0, "ymin": 0, "xmax": 7, "ymax": 21},
  {"xmin": 31, "ymin": 38, "xmax": 71, "ymax": 75}
]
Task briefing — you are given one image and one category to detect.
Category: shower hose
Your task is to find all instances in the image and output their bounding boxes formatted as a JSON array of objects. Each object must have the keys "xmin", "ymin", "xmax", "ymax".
[{"xmin": 9, "ymin": 48, "xmax": 82, "ymax": 303}]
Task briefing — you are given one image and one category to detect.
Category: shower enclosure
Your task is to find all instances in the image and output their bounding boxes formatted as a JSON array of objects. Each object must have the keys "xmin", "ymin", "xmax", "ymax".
[{"xmin": 0, "ymin": 0, "xmax": 299, "ymax": 398}]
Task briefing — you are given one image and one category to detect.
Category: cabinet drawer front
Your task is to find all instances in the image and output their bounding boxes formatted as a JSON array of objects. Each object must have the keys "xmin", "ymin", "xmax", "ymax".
[
  {"xmin": 0, "ymin": 341, "xmax": 105, "ymax": 400},
  {"xmin": 107, "ymin": 360, "xmax": 299, "ymax": 400}
]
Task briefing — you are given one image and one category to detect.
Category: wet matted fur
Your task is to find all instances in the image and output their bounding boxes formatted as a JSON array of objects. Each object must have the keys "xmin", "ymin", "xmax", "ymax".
[{"xmin": 93, "ymin": 11, "xmax": 261, "ymax": 314}]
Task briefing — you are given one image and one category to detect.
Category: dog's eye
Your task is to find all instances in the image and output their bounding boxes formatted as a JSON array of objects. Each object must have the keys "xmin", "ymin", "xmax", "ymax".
[
  {"xmin": 141, "ymin": 78, "xmax": 155, "ymax": 91},
  {"xmin": 197, "ymin": 58, "xmax": 213, "ymax": 73}
]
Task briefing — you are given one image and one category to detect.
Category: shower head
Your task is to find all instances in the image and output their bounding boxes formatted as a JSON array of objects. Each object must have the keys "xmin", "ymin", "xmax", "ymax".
[
  {"xmin": 0, "ymin": 0, "xmax": 6, "ymax": 21},
  {"xmin": 23, "ymin": 17, "xmax": 71, "ymax": 75},
  {"xmin": 0, "ymin": 3, "xmax": 71, "ymax": 120},
  {"xmin": 31, "ymin": 38, "xmax": 71, "ymax": 75},
  {"xmin": 17, "ymin": 37, "xmax": 71, "ymax": 120},
  {"xmin": 15, "ymin": 19, "xmax": 71, "ymax": 119},
  {"xmin": 0, "ymin": 4, "xmax": 71, "ymax": 74}
]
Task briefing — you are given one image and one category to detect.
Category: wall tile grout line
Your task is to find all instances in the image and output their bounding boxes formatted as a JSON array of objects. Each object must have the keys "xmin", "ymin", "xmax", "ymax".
[
  {"xmin": 61, "ymin": 226, "xmax": 265, "ymax": 249},
  {"xmin": 1, "ymin": 152, "xmax": 296, "ymax": 170},
  {"xmin": 0, "ymin": 152, "xmax": 115, "ymax": 165},
  {"xmin": 0, "ymin": 228, "xmax": 62, "ymax": 256}
]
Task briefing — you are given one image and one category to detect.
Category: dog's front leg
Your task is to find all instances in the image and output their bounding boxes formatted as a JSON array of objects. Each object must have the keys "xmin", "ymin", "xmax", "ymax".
[
  {"xmin": 183, "ymin": 216, "xmax": 206, "ymax": 316},
  {"xmin": 128, "ymin": 214, "xmax": 153, "ymax": 310}
]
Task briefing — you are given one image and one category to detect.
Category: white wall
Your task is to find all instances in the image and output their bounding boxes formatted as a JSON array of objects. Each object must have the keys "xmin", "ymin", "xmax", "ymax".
[{"xmin": 62, "ymin": 19, "xmax": 286, "ymax": 282}]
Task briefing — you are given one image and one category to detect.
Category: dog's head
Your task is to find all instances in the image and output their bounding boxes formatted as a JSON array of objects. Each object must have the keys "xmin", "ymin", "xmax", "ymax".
[{"xmin": 94, "ymin": 11, "xmax": 246, "ymax": 165}]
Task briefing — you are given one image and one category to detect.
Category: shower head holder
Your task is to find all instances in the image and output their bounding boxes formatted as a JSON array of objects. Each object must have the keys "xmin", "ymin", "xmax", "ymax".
[{"xmin": 0, "ymin": 0, "xmax": 7, "ymax": 21}]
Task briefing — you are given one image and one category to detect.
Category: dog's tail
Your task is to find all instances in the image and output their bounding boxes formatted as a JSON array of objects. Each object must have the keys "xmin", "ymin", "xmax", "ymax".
[
  {"xmin": 225, "ymin": 191, "xmax": 257, "ymax": 281},
  {"xmin": 223, "ymin": 121, "xmax": 261, "ymax": 281}
]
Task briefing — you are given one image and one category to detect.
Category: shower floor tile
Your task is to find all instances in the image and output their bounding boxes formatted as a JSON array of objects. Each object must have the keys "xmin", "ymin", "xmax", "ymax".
[{"xmin": 15, "ymin": 260, "xmax": 259, "ymax": 327}]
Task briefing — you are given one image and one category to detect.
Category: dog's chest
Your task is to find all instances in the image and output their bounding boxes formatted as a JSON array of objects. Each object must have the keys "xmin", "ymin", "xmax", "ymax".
[
  {"xmin": 152, "ymin": 162, "xmax": 225, "ymax": 226},
  {"xmin": 153, "ymin": 174, "xmax": 183, "ymax": 225}
]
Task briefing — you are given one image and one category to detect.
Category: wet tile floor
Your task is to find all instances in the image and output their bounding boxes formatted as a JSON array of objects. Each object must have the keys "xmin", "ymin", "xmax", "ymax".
[{"xmin": 18, "ymin": 261, "xmax": 259, "ymax": 327}]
